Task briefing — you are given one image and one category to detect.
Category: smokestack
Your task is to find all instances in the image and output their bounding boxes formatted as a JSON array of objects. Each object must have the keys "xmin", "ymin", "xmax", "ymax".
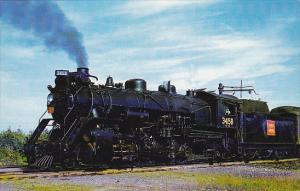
[
  {"xmin": 77, "ymin": 67, "xmax": 89, "ymax": 75},
  {"xmin": 0, "ymin": 1, "xmax": 88, "ymax": 67}
]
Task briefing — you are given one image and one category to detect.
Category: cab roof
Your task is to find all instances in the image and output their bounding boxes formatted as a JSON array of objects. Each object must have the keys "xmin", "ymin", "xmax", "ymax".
[{"xmin": 195, "ymin": 90, "xmax": 240, "ymax": 102}]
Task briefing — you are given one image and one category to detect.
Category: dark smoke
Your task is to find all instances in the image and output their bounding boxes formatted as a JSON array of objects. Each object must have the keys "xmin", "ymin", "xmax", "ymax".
[{"xmin": 0, "ymin": 0, "xmax": 88, "ymax": 67}]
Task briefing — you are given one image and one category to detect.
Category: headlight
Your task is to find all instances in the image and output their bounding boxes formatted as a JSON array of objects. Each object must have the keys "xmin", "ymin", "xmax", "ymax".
[{"xmin": 47, "ymin": 93, "xmax": 54, "ymax": 105}]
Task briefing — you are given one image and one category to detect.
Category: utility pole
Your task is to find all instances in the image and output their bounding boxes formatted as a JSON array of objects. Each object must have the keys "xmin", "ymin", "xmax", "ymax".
[{"xmin": 240, "ymin": 80, "xmax": 242, "ymax": 98}]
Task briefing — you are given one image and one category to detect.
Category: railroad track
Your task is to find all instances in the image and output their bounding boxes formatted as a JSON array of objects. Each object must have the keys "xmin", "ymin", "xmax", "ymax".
[{"xmin": 0, "ymin": 158, "xmax": 298, "ymax": 179}]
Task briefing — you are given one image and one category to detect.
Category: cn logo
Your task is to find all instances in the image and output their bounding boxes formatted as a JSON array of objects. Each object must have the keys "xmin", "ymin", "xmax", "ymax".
[{"xmin": 266, "ymin": 120, "xmax": 276, "ymax": 136}]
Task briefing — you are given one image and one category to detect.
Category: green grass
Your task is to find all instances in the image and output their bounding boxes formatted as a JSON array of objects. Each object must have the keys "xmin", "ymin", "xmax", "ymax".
[
  {"xmin": 194, "ymin": 173, "xmax": 299, "ymax": 191},
  {"xmin": 139, "ymin": 171, "xmax": 300, "ymax": 191},
  {"xmin": 1, "ymin": 178, "xmax": 93, "ymax": 191},
  {"xmin": 0, "ymin": 174, "xmax": 93, "ymax": 191},
  {"xmin": 250, "ymin": 158, "xmax": 300, "ymax": 171}
]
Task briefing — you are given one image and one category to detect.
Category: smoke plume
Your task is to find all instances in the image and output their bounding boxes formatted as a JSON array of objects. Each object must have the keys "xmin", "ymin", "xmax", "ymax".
[{"xmin": 0, "ymin": 0, "xmax": 88, "ymax": 67}]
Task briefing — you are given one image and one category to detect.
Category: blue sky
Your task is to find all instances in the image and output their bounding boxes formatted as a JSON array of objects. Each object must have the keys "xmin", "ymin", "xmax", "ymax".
[{"xmin": 0, "ymin": 0, "xmax": 299, "ymax": 132}]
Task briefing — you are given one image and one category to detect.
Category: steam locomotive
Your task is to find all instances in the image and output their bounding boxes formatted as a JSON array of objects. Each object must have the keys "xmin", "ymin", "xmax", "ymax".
[{"xmin": 24, "ymin": 68, "xmax": 300, "ymax": 168}]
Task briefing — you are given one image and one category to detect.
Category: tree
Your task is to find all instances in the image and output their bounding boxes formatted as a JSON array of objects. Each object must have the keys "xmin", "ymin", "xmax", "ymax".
[{"xmin": 0, "ymin": 128, "xmax": 27, "ymax": 166}]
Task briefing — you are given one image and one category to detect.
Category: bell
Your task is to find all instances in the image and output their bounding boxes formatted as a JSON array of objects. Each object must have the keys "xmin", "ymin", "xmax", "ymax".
[{"xmin": 105, "ymin": 76, "xmax": 114, "ymax": 87}]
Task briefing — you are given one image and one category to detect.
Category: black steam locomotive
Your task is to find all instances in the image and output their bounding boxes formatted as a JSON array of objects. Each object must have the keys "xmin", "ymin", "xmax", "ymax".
[{"xmin": 24, "ymin": 68, "xmax": 300, "ymax": 168}]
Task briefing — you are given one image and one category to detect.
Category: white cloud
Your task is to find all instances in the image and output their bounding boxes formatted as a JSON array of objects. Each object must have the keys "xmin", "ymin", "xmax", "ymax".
[
  {"xmin": 0, "ymin": 22, "xmax": 37, "ymax": 41},
  {"xmin": 163, "ymin": 39, "xmax": 296, "ymax": 91},
  {"xmin": 0, "ymin": 95, "xmax": 47, "ymax": 132},
  {"xmin": 1, "ymin": 45, "xmax": 44, "ymax": 59},
  {"xmin": 0, "ymin": 69, "xmax": 45, "ymax": 131},
  {"xmin": 116, "ymin": 0, "xmax": 220, "ymax": 17},
  {"xmin": 86, "ymin": 20, "xmax": 298, "ymax": 94}
]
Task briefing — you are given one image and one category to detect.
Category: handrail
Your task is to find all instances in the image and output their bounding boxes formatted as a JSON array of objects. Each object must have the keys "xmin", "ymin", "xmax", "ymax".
[
  {"xmin": 87, "ymin": 84, "xmax": 94, "ymax": 117},
  {"xmin": 64, "ymin": 105, "xmax": 75, "ymax": 125},
  {"xmin": 61, "ymin": 118, "xmax": 78, "ymax": 142},
  {"xmin": 63, "ymin": 86, "xmax": 83, "ymax": 125},
  {"xmin": 38, "ymin": 109, "xmax": 48, "ymax": 124}
]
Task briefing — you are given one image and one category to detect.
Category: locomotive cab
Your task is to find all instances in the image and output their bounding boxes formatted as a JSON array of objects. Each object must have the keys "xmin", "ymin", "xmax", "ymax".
[{"xmin": 195, "ymin": 90, "xmax": 240, "ymax": 128}]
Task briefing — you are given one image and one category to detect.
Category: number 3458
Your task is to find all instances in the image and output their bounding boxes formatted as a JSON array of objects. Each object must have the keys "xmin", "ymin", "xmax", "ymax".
[{"xmin": 222, "ymin": 117, "xmax": 234, "ymax": 127}]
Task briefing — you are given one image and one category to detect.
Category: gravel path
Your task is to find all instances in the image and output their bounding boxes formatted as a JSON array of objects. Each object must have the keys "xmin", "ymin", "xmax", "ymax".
[
  {"xmin": 184, "ymin": 164, "xmax": 300, "ymax": 177},
  {"xmin": 43, "ymin": 173, "xmax": 198, "ymax": 190},
  {"xmin": 37, "ymin": 163, "xmax": 300, "ymax": 190},
  {"xmin": 1, "ymin": 161, "xmax": 300, "ymax": 190}
]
